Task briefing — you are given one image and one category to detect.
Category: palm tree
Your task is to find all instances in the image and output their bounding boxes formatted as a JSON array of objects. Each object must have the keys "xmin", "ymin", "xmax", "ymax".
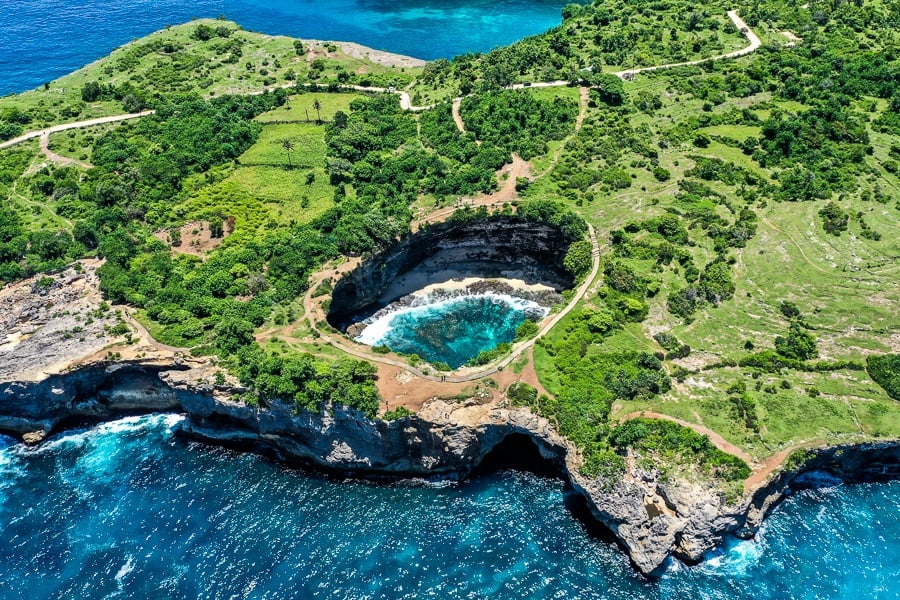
[
  {"xmin": 312, "ymin": 98, "xmax": 322, "ymax": 123},
  {"xmin": 281, "ymin": 138, "xmax": 295, "ymax": 168}
]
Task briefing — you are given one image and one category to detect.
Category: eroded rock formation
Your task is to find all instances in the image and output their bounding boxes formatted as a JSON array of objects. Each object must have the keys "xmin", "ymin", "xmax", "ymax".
[
  {"xmin": 328, "ymin": 217, "xmax": 575, "ymax": 330},
  {"xmin": 1, "ymin": 360, "xmax": 898, "ymax": 577}
]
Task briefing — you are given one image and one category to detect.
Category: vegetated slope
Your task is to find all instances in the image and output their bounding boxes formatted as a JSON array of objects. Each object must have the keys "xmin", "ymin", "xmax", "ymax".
[
  {"xmin": 520, "ymin": 0, "xmax": 900, "ymax": 480},
  {"xmin": 0, "ymin": 18, "xmax": 417, "ymax": 134},
  {"xmin": 0, "ymin": 0, "xmax": 898, "ymax": 491},
  {"xmin": 408, "ymin": 0, "xmax": 746, "ymax": 104}
]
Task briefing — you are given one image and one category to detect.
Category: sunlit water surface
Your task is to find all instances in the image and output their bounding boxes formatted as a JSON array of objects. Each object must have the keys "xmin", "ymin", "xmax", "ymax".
[
  {"xmin": 0, "ymin": 415, "xmax": 897, "ymax": 599},
  {"xmin": 0, "ymin": 0, "xmax": 574, "ymax": 95},
  {"xmin": 354, "ymin": 292, "xmax": 547, "ymax": 368}
]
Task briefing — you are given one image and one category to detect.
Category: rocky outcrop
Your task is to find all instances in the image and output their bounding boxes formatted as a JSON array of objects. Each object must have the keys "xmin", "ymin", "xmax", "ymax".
[
  {"xmin": 0, "ymin": 360, "xmax": 898, "ymax": 577},
  {"xmin": 0, "ymin": 261, "xmax": 126, "ymax": 381},
  {"xmin": 328, "ymin": 217, "xmax": 575, "ymax": 329},
  {"xmin": 0, "ymin": 361, "xmax": 186, "ymax": 434}
]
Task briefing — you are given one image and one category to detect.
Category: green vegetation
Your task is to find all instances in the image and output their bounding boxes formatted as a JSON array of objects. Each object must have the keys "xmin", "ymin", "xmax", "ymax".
[
  {"xmin": 867, "ymin": 355, "xmax": 900, "ymax": 401},
  {"xmin": 409, "ymin": 0, "xmax": 745, "ymax": 103},
  {"xmin": 0, "ymin": 19, "xmax": 416, "ymax": 131},
  {"xmin": 1, "ymin": 0, "xmax": 898, "ymax": 489},
  {"xmin": 609, "ymin": 418, "xmax": 750, "ymax": 482}
]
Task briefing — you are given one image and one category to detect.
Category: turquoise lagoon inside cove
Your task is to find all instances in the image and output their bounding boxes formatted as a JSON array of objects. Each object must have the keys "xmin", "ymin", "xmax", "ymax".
[
  {"xmin": 354, "ymin": 293, "xmax": 547, "ymax": 368},
  {"xmin": 0, "ymin": 415, "xmax": 898, "ymax": 599},
  {"xmin": 0, "ymin": 0, "xmax": 574, "ymax": 96}
]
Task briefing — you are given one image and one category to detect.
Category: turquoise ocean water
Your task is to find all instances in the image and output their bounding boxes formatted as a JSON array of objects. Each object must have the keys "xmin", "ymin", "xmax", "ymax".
[
  {"xmin": 0, "ymin": 0, "xmax": 571, "ymax": 96},
  {"xmin": 354, "ymin": 293, "xmax": 547, "ymax": 368},
  {"xmin": 0, "ymin": 415, "xmax": 897, "ymax": 599},
  {"xmin": 2, "ymin": 1, "xmax": 899, "ymax": 596}
]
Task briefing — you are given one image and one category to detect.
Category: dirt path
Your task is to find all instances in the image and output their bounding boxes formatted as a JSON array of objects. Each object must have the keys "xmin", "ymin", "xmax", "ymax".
[
  {"xmin": 612, "ymin": 11, "xmax": 761, "ymax": 78},
  {"xmin": 410, "ymin": 154, "xmax": 531, "ymax": 232},
  {"xmin": 120, "ymin": 307, "xmax": 188, "ymax": 354},
  {"xmin": 0, "ymin": 111, "xmax": 154, "ymax": 151},
  {"xmin": 618, "ymin": 411, "xmax": 756, "ymax": 465},
  {"xmin": 297, "ymin": 217, "xmax": 600, "ymax": 387},
  {"xmin": 1, "ymin": 11, "xmax": 760, "ymax": 152},
  {"xmin": 760, "ymin": 215, "xmax": 834, "ymax": 277},
  {"xmin": 451, "ymin": 97, "xmax": 465, "ymax": 133},
  {"xmin": 617, "ymin": 410, "xmax": 838, "ymax": 494},
  {"xmin": 533, "ymin": 87, "xmax": 589, "ymax": 180},
  {"xmin": 39, "ymin": 131, "xmax": 93, "ymax": 169}
]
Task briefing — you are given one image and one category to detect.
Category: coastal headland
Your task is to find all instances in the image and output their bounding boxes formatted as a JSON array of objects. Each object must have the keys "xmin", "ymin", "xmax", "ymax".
[{"xmin": 1, "ymin": 2, "xmax": 899, "ymax": 581}]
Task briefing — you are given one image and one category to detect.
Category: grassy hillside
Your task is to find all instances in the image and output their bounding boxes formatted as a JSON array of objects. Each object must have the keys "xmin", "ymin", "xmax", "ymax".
[
  {"xmin": 0, "ymin": 18, "xmax": 418, "ymax": 131},
  {"xmin": 0, "ymin": 0, "xmax": 898, "ymax": 486}
]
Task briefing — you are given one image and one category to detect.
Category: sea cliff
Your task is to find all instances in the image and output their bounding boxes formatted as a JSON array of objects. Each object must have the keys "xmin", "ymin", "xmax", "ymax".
[{"xmin": 1, "ymin": 359, "xmax": 897, "ymax": 577}]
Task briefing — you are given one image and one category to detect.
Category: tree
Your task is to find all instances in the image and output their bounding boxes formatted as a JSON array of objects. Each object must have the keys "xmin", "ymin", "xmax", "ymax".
[
  {"xmin": 590, "ymin": 73, "xmax": 626, "ymax": 106},
  {"xmin": 281, "ymin": 138, "xmax": 295, "ymax": 168},
  {"xmin": 819, "ymin": 201, "xmax": 848, "ymax": 235},
  {"xmin": 563, "ymin": 240, "xmax": 593, "ymax": 278},
  {"xmin": 214, "ymin": 317, "xmax": 255, "ymax": 354},
  {"xmin": 775, "ymin": 323, "xmax": 818, "ymax": 361},
  {"xmin": 866, "ymin": 354, "xmax": 900, "ymax": 400},
  {"xmin": 81, "ymin": 81, "xmax": 102, "ymax": 102},
  {"xmin": 209, "ymin": 216, "xmax": 224, "ymax": 238},
  {"xmin": 194, "ymin": 24, "xmax": 214, "ymax": 41},
  {"xmin": 312, "ymin": 98, "xmax": 322, "ymax": 123}
]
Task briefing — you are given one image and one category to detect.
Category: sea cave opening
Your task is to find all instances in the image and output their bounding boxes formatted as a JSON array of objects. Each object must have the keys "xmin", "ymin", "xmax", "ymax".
[{"xmin": 473, "ymin": 433, "xmax": 563, "ymax": 478}]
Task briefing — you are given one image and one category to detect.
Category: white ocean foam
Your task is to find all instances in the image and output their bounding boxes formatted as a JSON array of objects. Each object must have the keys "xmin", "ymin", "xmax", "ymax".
[
  {"xmin": 115, "ymin": 555, "xmax": 135, "ymax": 582},
  {"xmin": 355, "ymin": 291, "xmax": 549, "ymax": 347},
  {"xmin": 28, "ymin": 414, "xmax": 184, "ymax": 456},
  {"xmin": 695, "ymin": 537, "xmax": 766, "ymax": 578}
]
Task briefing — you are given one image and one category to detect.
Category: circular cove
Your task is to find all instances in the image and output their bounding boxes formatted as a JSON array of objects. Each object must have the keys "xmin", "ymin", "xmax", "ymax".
[
  {"xmin": 355, "ymin": 291, "xmax": 549, "ymax": 369},
  {"xmin": 326, "ymin": 216, "xmax": 578, "ymax": 369}
]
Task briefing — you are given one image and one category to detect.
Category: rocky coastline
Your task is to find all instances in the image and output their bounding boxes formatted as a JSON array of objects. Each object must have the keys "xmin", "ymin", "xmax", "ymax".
[
  {"xmin": 345, "ymin": 279, "xmax": 561, "ymax": 339},
  {"xmin": 1, "ymin": 359, "xmax": 897, "ymax": 577}
]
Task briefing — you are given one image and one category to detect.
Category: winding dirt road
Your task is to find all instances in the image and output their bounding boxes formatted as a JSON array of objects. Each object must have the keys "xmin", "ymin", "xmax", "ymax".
[
  {"xmin": 0, "ymin": 111, "xmax": 154, "ymax": 151},
  {"xmin": 38, "ymin": 131, "xmax": 93, "ymax": 169},
  {"xmin": 0, "ymin": 11, "xmax": 760, "ymax": 152}
]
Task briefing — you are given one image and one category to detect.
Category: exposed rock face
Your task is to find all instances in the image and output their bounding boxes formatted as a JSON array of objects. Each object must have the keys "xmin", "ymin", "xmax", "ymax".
[
  {"xmin": 0, "ymin": 261, "xmax": 125, "ymax": 381},
  {"xmin": 328, "ymin": 217, "xmax": 575, "ymax": 329},
  {"xmin": 0, "ymin": 361, "xmax": 898, "ymax": 577}
]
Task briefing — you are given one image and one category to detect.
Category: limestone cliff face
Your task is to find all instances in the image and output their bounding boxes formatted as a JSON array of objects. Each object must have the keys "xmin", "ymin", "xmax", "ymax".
[
  {"xmin": 328, "ymin": 217, "xmax": 575, "ymax": 329},
  {"xmin": 0, "ymin": 362, "xmax": 182, "ymax": 435},
  {"xmin": 0, "ymin": 361, "xmax": 898, "ymax": 577}
]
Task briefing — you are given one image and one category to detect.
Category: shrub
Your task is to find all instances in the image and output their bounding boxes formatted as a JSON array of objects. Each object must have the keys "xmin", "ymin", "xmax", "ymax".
[
  {"xmin": 819, "ymin": 201, "xmax": 848, "ymax": 235},
  {"xmin": 651, "ymin": 166, "xmax": 671, "ymax": 181},
  {"xmin": 867, "ymin": 354, "xmax": 900, "ymax": 400},
  {"xmin": 609, "ymin": 418, "xmax": 750, "ymax": 482},
  {"xmin": 775, "ymin": 323, "xmax": 818, "ymax": 361},
  {"xmin": 383, "ymin": 406, "xmax": 414, "ymax": 420},
  {"xmin": 563, "ymin": 240, "xmax": 593, "ymax": 278},
  {"xmin": 516, "ymin": 319, "xmax": 539, "ymax": 341},
  {"xmin": 507, "ymin": 382, "xmax": 538, "ymax": 406}
]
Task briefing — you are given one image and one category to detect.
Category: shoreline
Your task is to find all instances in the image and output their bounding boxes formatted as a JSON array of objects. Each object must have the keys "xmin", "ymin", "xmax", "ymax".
[{"xmin": 1, "ymin": 358, "xmax": 898, "ymax": 577}]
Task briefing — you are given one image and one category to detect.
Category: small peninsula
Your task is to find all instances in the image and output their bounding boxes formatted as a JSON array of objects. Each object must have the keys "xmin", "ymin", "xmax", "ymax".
[{"xmin": 1, "ymin": 0, "xmax": 899, "ymax": 580}]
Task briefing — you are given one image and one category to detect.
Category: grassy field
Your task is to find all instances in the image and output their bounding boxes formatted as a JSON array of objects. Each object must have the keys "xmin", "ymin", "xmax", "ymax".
[
  {"xmin": 47, "ymin": 122, "xmax": 120, "ymax": 163},
  {"xmin": 524, "ymin": 52, "xmax": 900, "ymax": 461},
  {"xmin": 175, "ymin": 93, "xmax": 361, "ymax": 232},
  {"xmin": 0, "ymin": 7, "xmax": 897, "ymax": 478},
  {"xmin": 0, "ymin": 19, "xmax": 417, "ymax": 130}
]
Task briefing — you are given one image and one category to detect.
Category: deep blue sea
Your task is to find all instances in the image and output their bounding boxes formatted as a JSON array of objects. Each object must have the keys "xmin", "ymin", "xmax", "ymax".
[
  {"xmin": 0, "ymin": 0, "xmax": 572, "ymax": 96},
  {"xmin": 0, "ymin": 415, "xmax": 897, "ymax": 599}
]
